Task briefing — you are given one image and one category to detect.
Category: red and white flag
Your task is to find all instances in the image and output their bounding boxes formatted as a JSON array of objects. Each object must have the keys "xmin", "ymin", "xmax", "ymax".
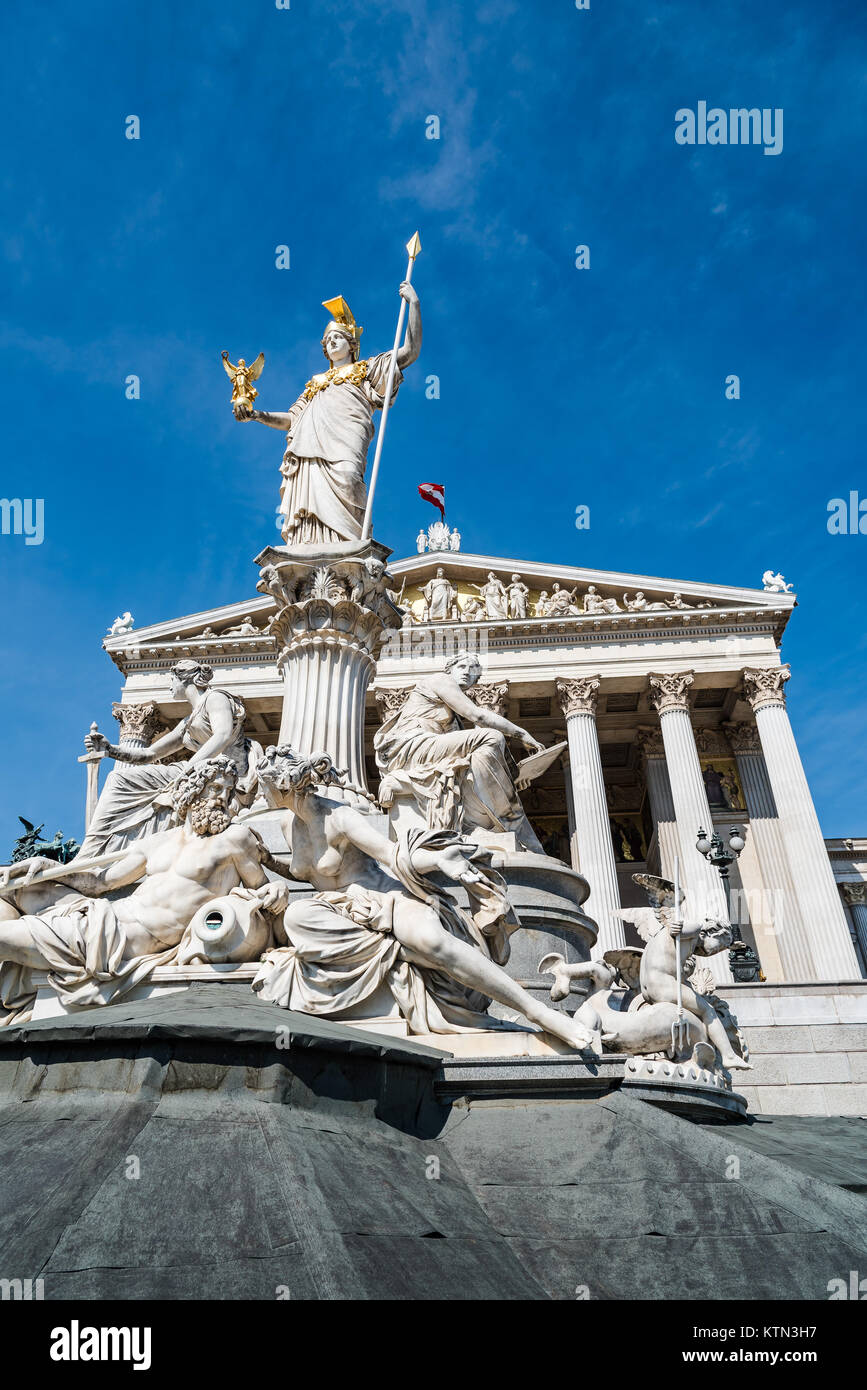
[{"xmin": 418, "ymin": 482, "xmax": 445, "ymax": 518}]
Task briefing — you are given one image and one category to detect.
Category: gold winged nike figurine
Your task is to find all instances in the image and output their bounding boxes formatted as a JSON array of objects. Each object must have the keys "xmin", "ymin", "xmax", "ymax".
[{"xmin": 221, "ymin": 350, "xmax": 265, "ymax": 416}]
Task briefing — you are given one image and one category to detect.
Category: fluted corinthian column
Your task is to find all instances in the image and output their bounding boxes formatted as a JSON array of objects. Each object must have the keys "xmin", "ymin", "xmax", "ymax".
[
  {"xmin": 648, "ymin": 672, "xmax": 731, "ymax": 984},
  {"xmin": 636, "ymin": 727, "xmax": 679, "ymax": 878},
  {"xmin": 556, "ymin": 677, "xmax": 624, "ymax": 954},
  {"xmin": 723, "ymin": 720, "xmax": 816, "ymax": 981},
  {"xmin": 841, "ymin": 883, "xmax": 867, "ymax": 976},
  {"xmin": 257, "ymin": 540, "xmax": 402, "ymax": 806},
  {"xmin": 743, "ymin": 667, "xmax": 862, "ymax": 979}
]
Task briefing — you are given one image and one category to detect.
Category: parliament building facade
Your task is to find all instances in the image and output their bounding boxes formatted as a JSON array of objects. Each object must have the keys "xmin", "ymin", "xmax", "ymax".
[{"xmin": 97, "ymin": 534, "xmax": 867, "ymax": 1114}]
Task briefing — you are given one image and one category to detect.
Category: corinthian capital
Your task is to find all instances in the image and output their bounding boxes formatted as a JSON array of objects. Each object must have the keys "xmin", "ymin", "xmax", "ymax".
[
  {"xmin": 635, "ymin": 725, "xmax": 666, "ymax": 758},
  {"xmin": 722, "ymin": 720, "xmax": 762, "ymax": 754},
  {"xmin": 468, "ymin": 681, "xmax": 510, "ymax": 718},
  {"xmin": 648, "ymin": 671, "xmax": 694, "ymax": 715},
  {"xmin": 112, "ymin": 702, "xmax": 167, "ymax": 749},
  {"xmin": 841, "ymin": 882, "xmax": 867, "ymax": 908},
  {"xmin": 555, "ymin": 676, "xmax": 601, "ymax": 718},
  {"xmin": 743, "ymin": 665, "xmax": 790, "ymax": 713},
  {"xmin": 374, "ymin": 687, "xmax": 411, "ymax": 719}
]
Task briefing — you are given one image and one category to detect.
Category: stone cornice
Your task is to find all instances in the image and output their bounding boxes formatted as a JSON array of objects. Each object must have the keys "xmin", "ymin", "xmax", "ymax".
[{"xmin": 107, "ymin": 606, "xmax": 787, "ymax": 676}]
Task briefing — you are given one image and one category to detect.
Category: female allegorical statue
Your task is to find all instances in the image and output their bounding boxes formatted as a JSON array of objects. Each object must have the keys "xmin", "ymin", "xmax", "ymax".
[
  {"xmin": 374, "ymin": 652, "xmax": 546, "ymax": 853},
  {"xmin": 79, "ymin": 660, "xmax": 263, "ymax": 858},
  {"xmin": 254, "ymin": 745, "xmax": 593, "ymax": 1050},
  {"xmin": 235, "ymin": 288, "xmax": 421, "ymax": 546}
]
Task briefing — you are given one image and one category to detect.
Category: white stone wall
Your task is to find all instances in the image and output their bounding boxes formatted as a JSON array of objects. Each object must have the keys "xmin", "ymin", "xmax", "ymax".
[{"xmin": 720, "ymin": 982, "xmax": 867, "ymax": 1116}]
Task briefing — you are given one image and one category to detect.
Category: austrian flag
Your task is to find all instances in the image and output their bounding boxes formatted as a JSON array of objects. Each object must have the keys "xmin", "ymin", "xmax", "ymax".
[{"xmin": 418, "ymin": 482, "xmax": 445, "ymax": 518}]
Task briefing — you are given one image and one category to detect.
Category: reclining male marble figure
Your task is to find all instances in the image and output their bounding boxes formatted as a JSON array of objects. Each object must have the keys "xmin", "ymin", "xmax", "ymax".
[
  {"xmin": 253, "ymin": 745, "xmax": 595, "ymax": 1050},
  {"xmin": 0, "ymin": 757, "xmax": 288, "ymax": 1023},
  {"xmin": 373, "ymin": 651, "xmax": 546, "ymax": 853},
  {"xmin": 0, "ymin": 743, "xmax": 596, "ymax": 1053}
]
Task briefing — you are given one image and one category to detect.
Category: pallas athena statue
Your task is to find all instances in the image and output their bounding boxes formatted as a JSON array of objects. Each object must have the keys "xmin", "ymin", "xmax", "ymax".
[{"xmin": 234, "ymin": 287, "xmax": 421, "ymax": 545}]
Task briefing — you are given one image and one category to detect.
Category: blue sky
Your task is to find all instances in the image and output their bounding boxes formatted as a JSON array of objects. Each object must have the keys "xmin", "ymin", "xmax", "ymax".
[{"xmin": 1, "ymin": 0, "xmax": 865, "ymax": 845}]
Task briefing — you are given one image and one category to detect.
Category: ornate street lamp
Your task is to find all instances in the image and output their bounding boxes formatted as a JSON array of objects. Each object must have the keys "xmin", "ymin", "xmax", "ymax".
[
  {"xmin": 695, "ymin": 824, "xmax": 746, "ymax": 896},
  {"xmin": 695, "ymin": 824, "xmax": 762, "ymax": 981}
]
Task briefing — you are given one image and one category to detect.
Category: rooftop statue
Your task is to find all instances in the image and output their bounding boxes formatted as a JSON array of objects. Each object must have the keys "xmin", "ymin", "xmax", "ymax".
[
  {"xmin": 8, "ymin": 818, "xmax": 79, "ymax": 868},
  {"xmin": 234, "ymin": 286, "xmax": 421, "ymax": 546},
  {"xmin": 107, "ymin": 611, "xmax": 134, "ymax": 636},
  {"xmin": 762, "ymin": 570, "xmax": 793, "ymax": 593}
]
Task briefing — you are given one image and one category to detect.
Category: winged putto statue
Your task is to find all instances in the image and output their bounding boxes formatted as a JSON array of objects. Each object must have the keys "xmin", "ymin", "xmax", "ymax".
[{"xmin": 539, "ymin": 872, "xmax": 750, "ymax": 1071}]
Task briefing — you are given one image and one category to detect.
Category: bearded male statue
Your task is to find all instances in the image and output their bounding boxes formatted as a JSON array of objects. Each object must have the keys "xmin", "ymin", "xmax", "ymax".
[{"xmin": 0, "ymin": 757, "xmax": 289, "ymax": 1024}]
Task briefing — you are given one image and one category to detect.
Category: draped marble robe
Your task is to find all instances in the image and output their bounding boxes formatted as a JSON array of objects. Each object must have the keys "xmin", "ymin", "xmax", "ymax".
[
  {"xmin": 278, "ymin": 351, "xmax": 402, "ymax": 545},
  {"xmin": 253, "ymin": 829, "xmax": 518, "ymax": 1034},
  {"xmin": 374, "ymin": 683, "xmax": 545, "ymax": 852}
]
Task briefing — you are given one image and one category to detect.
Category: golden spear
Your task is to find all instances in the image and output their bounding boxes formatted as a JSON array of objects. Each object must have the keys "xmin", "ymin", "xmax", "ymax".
[{"xmin": 361, "ymin": 231, "xmax": 421, "ymax": 541}]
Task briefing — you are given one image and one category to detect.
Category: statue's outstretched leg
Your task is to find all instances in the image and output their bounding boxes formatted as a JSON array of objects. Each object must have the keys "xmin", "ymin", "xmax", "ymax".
[{"xmin": 391, "ymin": 898, "xmax": 596, "ymax": 1053}]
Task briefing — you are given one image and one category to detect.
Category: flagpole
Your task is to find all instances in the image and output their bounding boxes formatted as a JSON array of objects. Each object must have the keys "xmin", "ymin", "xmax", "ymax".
[{"xmin": 361, "ymin": 232, "xmax": 421, "ymax": 541}]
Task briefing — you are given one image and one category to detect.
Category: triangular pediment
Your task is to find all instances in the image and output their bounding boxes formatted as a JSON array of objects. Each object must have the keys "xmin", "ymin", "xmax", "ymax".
[
  {"xmin": 101, "ymin": 550, "xmax": 795, "ymax": 673},
  {"xmin": 386, "ymin": 551, "xmax": 796, "ymax": 626}
]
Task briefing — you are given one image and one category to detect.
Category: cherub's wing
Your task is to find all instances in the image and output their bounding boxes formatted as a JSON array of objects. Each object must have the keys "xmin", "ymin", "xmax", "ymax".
[
  {"xmin": 18, "ymin": 817, "xmax": 35, "ymax": 833},
  {"xmin": 633, "ymin": 872, "xmax": 685, "ymax": 913},
  {"xmin": 249, "ymin": 352, "xmax": 265, "ymax": 380},
  {"xmin": 613, "ymin": 906, "xmax": 663, "ymax": 942},
  {"xmin": 221, "ymin": 352, "xmax": 237, "ymax": 379},
  {"xmin": 603, "ymin": 947, "xmax": 644, "ymax": 990}
]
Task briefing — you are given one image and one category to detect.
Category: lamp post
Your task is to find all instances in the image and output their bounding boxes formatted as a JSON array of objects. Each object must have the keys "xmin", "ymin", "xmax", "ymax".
[
  {"xmin": 695, "ymin": 824, "xmax": 762, "ymax": 981},
  {"xmin": 695, "ymin": 824, "xmax": 746, "ymax": 918}
]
